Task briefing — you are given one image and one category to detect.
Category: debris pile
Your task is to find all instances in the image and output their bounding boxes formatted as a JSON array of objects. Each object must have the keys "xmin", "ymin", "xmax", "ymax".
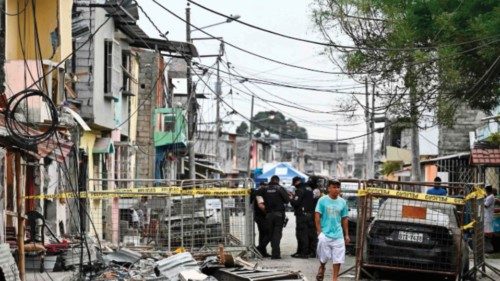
[{"xmin": 17, "ymin": 240, "xmax": 306, "ymax": 281}]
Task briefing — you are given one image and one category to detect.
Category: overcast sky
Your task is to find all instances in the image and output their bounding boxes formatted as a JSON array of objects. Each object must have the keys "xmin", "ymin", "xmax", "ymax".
[{"xmin": 137, "ymin": 0, "xmax": 438, "ymax": 154}]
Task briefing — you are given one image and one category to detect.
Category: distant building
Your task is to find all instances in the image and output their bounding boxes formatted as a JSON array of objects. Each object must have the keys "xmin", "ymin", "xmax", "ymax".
[{"xmin": 279, "ymin": 139, "xmax": 355, "ymax": 178}]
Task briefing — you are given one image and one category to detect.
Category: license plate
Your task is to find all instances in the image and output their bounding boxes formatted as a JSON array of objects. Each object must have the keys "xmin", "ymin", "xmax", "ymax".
[{"xmin": 397, "ymin": 231, "xmax": 424, "ymax": 243}]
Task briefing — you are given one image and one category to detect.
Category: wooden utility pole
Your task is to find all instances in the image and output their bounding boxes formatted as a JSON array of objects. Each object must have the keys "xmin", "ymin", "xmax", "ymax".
[
  {"xmin": 16, "ymin": 153, "xmax": 25, "ymax": 281},
  {"xmin": 365, "ymin": 78, "xmax": 373, "ymax": 179},
  {"xmin": 246, "ymin": 95, "xmax": 254, "ymax": 178},
  {"xmin": 371, "ymin": 83, "xmax": 375, "ymax": 177},
  {"xmin": 186, "ymin": 4, "xmax": 196, "ymax": 180},
  {"xmin": 215, "ymin": 43, "xmax": 223, "ymax": 163}
]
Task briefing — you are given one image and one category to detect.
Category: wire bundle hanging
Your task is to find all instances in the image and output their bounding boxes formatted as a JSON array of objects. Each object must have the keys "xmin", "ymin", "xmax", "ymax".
[{"xmin": 5, "ymin": 89, "xmax": 59, "ymax": 146}]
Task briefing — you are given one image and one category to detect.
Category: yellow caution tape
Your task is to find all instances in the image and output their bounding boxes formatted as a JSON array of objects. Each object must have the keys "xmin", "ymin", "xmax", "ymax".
[
  {"xmin": 356, "ymin": 187, "xmax": 473, "ymax": 205},
  {"xmin": 461, "ymin": 220, "xmax": 476, "ymax": 231},
  {"xmin": 464, "ymin": 187, "xmax": 486, "ymax": 201},
  {"xmin": 23, "ymin": 186, "xmax": 251, "ymax": 199}
]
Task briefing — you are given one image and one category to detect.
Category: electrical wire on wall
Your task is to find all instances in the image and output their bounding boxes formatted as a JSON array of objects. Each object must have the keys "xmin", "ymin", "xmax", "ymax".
[{"xmin": 4, "ymin": 89, "xmax": 59, "ymax": 146}]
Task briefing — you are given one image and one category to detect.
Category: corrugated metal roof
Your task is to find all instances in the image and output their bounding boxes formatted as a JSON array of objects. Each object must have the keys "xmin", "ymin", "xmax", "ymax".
[
  {"xmin": 0, "ymin": 243, "xmax": 21, "ymax": 281},
  {"xmin": 103, "ymin": 2, "xmax": 198, "ymax": 57},
  {"xmin": 154, "ymin": 252, "xmax": 200, "ymax": 281}
]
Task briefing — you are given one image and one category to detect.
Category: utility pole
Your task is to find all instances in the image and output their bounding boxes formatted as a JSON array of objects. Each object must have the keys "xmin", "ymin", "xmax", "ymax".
[
  {"xmin": 410, "ymin": 86, "xmax": 422, "ymax": 182},
  {"xmin": 336, "ymin": 124, "xmax": 339, "ymax": 178},
  {"xmin": 371, "ymin": 83, "xmax": 376, "ymax": 178},
  {"xmin": 186, "ymin": 4, "xmax": 196, "ymax": 180},
  {"xmin": 246, "ymin": 95, "xmax": 254, "ymax": 178},
  {"xmin": 365, "ymin": 78, "xmax": 373, "ymax": 179},
  {"xmin": 215, "ymin": 43, "xmax": 223, "ymax": 164},
  {"xmin": 279, "ymin": 127, "xmax": 283, "ymax": 162}
]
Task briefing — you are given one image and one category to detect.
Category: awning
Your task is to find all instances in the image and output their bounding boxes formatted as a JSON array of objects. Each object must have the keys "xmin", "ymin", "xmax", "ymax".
[
  {"xmin": 420, "ymin": 152, "xmax": 470, "ymax": 164},
  {"xmin": 93, "ymin": 138, "xmax": 115, "ymax": 154},
  {"xmin": 470, "ymin": 148, "xmax": 500, "ymax": 166},
  {"xmin": 104, "ymin": 4, "xmax": 198, "ymax": 57},
  {"xmin": 129, "ymin": 36, "xmax": 199, "ymax": 57},
  {"xmin": 0, "ymin": 114, "xmax": 74, "ymax": 163}
]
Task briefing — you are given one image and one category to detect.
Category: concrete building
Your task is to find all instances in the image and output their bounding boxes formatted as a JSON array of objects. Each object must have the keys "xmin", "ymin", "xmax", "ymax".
[
  {"xmin": 1, "ymin": 0, "xmax": 76, "ymax": 251},
  {"xmin": 439, "ymin": 104, "xmax": 486, "ymax": 155},
  {"xmin": 194, "ymin": 131, "xmax": 238, "ymax": 178},
  {"xmin": 278, "ymin": 139, "xmax": 355, "ymax": 178},
  {"xmin": 236, "ymin": 137, "xmax": 276, "ymax": 176}
]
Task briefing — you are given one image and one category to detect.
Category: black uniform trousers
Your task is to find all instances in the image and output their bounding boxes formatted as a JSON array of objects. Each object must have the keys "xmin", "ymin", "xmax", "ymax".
[
  {"xmin": 261, "ymin": 211, "xmax": 285, "ymax": 258},
  {"xmin": 254, "ymin": 216, "xmax": 267, "ymax": 253},
  {"xmin": 296, "ymin": 212, "xmax": 317, "ymax": 255}
]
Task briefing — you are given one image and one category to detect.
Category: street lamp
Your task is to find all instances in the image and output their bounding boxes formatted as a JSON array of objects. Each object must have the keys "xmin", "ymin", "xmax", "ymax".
[
  {"xmin": 186, "ymin": 3, "xmax": 240, "ymax": 180},
  {"xmin": 195, "ymin": 14, "xmax": 241, "ymax": 32}
]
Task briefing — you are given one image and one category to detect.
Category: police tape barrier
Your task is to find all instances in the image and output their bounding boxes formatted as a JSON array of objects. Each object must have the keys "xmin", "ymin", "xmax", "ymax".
[
  {"xmin": 356, "ymin": 187, "xmax": 485, "ymax": 205},
  {"xmin": 23, "ymin": 187, "xmax": 251, "ymax": 199}
]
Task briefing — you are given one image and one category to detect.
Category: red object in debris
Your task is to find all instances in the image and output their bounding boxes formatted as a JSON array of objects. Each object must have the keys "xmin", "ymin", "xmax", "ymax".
[{"xmin": 45, "ymin": 241, "xmax": 69, "ymax": 254}]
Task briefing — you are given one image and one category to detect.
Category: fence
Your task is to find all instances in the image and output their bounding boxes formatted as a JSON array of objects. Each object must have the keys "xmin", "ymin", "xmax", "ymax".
[
  {"xmin": 27, "ymin": 178, "xmax": 256, "ymax": 256},
  {"xmin": 353, "ymin": 180, "xmax": 484, "ymax": 281}
]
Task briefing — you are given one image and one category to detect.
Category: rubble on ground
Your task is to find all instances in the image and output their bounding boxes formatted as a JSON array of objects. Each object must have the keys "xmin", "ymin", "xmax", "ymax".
[{"xmin": 17, "ymin": 237, "xmax": 306, "ymax": 281}]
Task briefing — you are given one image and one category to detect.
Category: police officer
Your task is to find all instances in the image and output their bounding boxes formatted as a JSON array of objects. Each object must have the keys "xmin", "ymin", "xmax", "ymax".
[
  {"xmin": 252, "ymin": 182, "xmax": 270, "ymax": 257},
  {"xmin": 290, "ymin": 176, "xmax": 316, "ymax": 258},
  {"xmin": 258, "ymin": 175, "xmax": 289, "ymax": 259}
]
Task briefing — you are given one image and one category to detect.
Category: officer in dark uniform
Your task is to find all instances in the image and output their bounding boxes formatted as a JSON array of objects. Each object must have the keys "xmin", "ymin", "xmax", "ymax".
[
  {"xmin": 251, "ymin": 182, "xmax": 270, "ymax": 257},
  {"xmin": 258, "ymin": 175, "xmax": 289, "ymax": 259},
  {"xmin": 290, "ymin": 176, "xmax": 316, "ymax": 258}
]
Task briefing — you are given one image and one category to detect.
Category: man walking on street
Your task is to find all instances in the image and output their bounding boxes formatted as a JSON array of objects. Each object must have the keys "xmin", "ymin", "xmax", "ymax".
[
  {"xmin": 258, "ymin": 175, "xmax": 290, "ymax": 259},
  {"xmin": 315, "ymin": 180, "xmax": 349, "ymax": 281},
  {"xmin": 291, "ymin": 176, "xmax": 316, "ymax": 258}
]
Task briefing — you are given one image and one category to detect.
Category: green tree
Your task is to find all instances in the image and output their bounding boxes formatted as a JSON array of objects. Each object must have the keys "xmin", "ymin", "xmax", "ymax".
[
  {"xmin": 312, "ymin": 0, "xmax": 499, "ymax": 180},
  {"xmin": 312, "ymin": 0, "xmax": 500, "ymax": 123},
  {"xmin": 235, "ymin": 121, "xmax": 249, "ymax": 136},
  {"xmin": 252, "ymin": 111, "xmax": 308, "ymax": 139}
]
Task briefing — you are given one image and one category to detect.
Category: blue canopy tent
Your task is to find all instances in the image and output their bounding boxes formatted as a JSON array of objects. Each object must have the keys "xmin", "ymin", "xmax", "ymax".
[{"xmin": 255, "ymin": 163, "xmax": 309, "ymax": 187}]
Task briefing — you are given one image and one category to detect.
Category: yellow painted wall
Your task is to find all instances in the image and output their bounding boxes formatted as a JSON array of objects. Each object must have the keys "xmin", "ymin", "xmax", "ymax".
[
  {"xmin": 79, "ymin": 132, "xmax": 97, "ymax": 190},
  {"xmin": 79, "ymin": 131, "xmax": 103, "ymax": 239},
  {"xmin": 6, "ymin": 0, "xmax": 73, "ymax": 62}
]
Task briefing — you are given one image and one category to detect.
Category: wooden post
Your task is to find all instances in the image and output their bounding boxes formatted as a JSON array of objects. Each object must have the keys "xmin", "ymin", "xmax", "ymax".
[{"xmin": 16, "ymin": 152, "xmax": 25, "ymax": 281}]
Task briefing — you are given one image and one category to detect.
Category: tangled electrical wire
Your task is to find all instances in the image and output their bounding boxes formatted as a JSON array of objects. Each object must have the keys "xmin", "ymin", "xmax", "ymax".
[{"xmin": 5, "ymin": 89, "xmax": 59, "ymax": 146}]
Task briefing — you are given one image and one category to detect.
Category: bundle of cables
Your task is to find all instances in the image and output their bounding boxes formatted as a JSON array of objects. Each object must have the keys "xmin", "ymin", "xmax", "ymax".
[{"xmin": 5, "ymin": 89, "xmax": 59, "ymax": 146}]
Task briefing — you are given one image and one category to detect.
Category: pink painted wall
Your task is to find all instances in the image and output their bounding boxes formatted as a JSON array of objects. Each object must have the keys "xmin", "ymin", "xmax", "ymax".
[{"xmin": 4, "ymin": 60, "xmax": 43, "ymax": 101}]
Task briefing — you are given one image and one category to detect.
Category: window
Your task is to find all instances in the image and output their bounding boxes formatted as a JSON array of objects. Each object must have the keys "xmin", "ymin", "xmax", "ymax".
[
  {"xmin": 122, "ymin": 51, "xmax": 131, "ymax": 93},
  {"xmin": 104, "ymin": 41, "xmax": 113, "ymax": 94},
  {"xmin": 162, "ymin": 114, "xmax": 176, "ymax": 132}
]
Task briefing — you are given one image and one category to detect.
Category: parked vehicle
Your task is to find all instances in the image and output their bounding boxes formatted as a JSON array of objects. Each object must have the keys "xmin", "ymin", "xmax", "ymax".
[
  {"xmin": 342, "ymin": 192, "xmax": 379, "ymax": 254},
  {"xmin": 363, "ymin": 198, "xmax": 468, "ymax": 279}
]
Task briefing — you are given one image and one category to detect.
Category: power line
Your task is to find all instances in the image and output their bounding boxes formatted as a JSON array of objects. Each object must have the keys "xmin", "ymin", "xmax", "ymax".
[
  {"xmin": 138, "ymin": 1, "xmax": 382, "ymax": 144},
  {"xmin": 149, "ymin": 0, "xmax": 352, "ymax": 75},
  {"xmin": 188, "ymin": 0, "xmax": 499, "ymax": 52},
  {"xmin": 195, "ymin": 62, "xmax": 368, "ymax": 95}
]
